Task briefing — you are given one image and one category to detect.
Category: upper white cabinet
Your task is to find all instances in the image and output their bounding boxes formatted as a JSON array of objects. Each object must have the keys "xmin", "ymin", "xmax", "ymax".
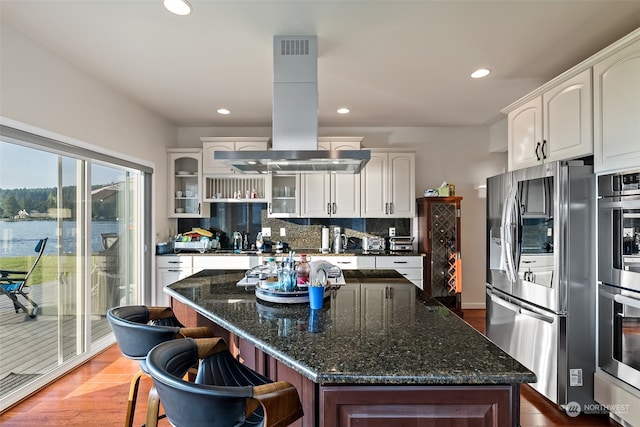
[
  {"xmin": 300, "ymin": 137, "xmax": 362, "ymax": 218},
  {"xmin": 201, "ymin": 137, "xmax": 269, "ymax": 175},
  {"xmin": 267, "ymin": 174, "xmax": 300, "ymax": 218},
  {"xmin": 168, "ymin": 148, "xmax": 208, "ymax": 218},
  {"xmin": 593, "ymin": 36, "xmax": 640, "ymax": 173},
  {"xmin": 507, "ymin": 69, "xmax": 592, "ymax": 170},
  {"xmin": 361, "ymin": 151, "xmax": 415, "ymax": 218}
]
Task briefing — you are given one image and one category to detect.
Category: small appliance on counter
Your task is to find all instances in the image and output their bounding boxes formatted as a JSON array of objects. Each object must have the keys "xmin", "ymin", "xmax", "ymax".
[
  {"xmin": 389, "ymin": 236, "xmax": 414, "ymax": 252},
  {"xmin": 332, "ymin": 227, "xmax": 347, "ymax": 254},
  {"xmin": 362, "ymin": 236, "xmax": 385, "ymax": 253}
]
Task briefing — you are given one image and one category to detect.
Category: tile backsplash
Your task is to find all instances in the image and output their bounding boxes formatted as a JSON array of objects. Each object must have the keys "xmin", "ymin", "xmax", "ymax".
[{"xmin": 177, "ymin": 203, "xmax": 410, "ymax": 250}]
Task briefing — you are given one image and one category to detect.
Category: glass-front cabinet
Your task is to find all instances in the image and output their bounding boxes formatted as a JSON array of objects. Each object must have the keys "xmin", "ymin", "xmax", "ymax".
[
  {"xmin": 168, "ymin": 148, "xmax": 207, "ymax": 218},
  {"xmin": 266, "ymin": 174, "xmax": 299, "ymax": 217}
]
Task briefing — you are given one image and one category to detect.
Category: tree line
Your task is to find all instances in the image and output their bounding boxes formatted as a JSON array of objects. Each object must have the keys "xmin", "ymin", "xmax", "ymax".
[{"xmin": 0, "ymin": 186, "xmax": 117, "ymax": 220}]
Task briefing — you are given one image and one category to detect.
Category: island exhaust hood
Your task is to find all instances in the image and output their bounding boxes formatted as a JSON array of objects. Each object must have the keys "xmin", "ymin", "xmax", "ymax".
[{"xmin": 214, "ymin": 36, "xmax": 370, "ymax": 174}]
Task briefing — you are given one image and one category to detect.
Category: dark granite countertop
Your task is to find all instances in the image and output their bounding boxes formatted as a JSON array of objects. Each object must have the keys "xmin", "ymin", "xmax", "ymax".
[{"xmin": 165, "ymin": 269, "xmax": 536, "ymax": 386}]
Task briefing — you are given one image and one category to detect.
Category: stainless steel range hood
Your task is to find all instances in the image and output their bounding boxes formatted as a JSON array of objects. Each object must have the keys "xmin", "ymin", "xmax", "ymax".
[{"xmin": 214, "ymin": 36, "xmax": 370, "ymax": 174}]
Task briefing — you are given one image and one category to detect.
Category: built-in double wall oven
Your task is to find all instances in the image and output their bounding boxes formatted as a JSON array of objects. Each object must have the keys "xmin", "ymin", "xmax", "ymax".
[{"xmin": 598, "ymin": 169, "xmax": 640, "ymax": 391}]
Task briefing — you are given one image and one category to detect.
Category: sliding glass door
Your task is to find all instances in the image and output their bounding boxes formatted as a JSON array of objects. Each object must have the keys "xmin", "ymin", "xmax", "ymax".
[{"xmin": 0, "ymin": 129, "xmax": 150, "ymax": 410}]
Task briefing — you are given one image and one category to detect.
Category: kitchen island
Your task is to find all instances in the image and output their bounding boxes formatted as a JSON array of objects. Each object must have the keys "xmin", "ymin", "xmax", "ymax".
[{"xmin": 166, "ymin": 269, "xmax": 535, "ymax": 427}]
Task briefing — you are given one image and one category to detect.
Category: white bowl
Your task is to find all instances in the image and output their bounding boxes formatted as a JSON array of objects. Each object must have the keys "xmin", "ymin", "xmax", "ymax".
[
  {"xmin": 175, "ymin": 208, "xmax": 185, "ymax": 213},
  {"xmin": 176, "ymin": 170, "xmax": 189, "ymax": 175}
]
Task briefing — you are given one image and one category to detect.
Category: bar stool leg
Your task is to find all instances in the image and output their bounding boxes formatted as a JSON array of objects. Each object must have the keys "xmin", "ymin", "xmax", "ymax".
[
  {"xmin": 145, "ymin": 386, "xmax": 161, "ymax": 427},
  {"xmin": 126, "ymin": 370, "xmax": 145, "ymax": 427}
]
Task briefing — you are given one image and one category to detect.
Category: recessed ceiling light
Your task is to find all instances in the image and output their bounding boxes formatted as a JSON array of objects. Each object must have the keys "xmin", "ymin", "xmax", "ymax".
[
  {"xmin": 337, "ymin": 108, "xmax": 350, "ymax": 114},
  {"xmin": 164, "ymin": 0, "xmax": 192, "ymax": 15},
  {"xmin": 217, "ymin": 108, "xmax": 231, "ymax": 115},
  {"xmin": 471, "ymin": 68, "xmax": 491, "ymax": 79}
]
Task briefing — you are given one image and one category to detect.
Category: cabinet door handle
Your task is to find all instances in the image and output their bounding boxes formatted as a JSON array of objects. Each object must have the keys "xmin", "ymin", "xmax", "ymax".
[
  {"xmin": 393, "ymin": 261, "xmax": 408, "ymax": 264},
  {"xmin": 541, "ymin": 140, "xmax": 547, "ymax": 159},
  {"xmin": 535, "ymin": 142, "xmax": 541, "ymax": 160},
  {"xmin": 385, "ymin": 203, "xmax": 389, "ymax": 215},
  {"xmin": 332, "ymin": 202, "xmax": 337, "ymax": 214},
  {"xmin": 198, "ymin": 203, "xmax": 201, "ymax": 215},
  {"xmin": 268, "ymin": 203, "xmax": 272, "ymax": 214},
  {"xmin": 389, "ymin": 203, "xmax": 394, "ymax": 214},
  {"xmin": 327, "ymin": 203, "xmax": 331, "ymax": 215}
]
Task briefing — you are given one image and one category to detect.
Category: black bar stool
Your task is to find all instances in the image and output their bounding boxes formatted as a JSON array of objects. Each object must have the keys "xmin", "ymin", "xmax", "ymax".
[
  {"xmin": 107, "ymin": 305, "xmax": 214, "ymax": 427},
  {"xmin": 146, "ymin": 337, "xmax": 304, "ymax": 427}
]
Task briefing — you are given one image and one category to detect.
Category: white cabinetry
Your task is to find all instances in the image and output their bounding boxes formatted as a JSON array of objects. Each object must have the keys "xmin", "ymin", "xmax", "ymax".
[
  {"xmin": 594, "ymin": 37, "xmax": 640, "ymax": 173},
  {"xmin": 168, "ymin": 149, "xmax": 208, "ymax": 218},
  {"xmin": 507, "ymin": 69, "xmax": 592, "ymax": 171},
  {"xmin": 267, "ymin": 174, "xmax": 300, "ymax": 217},
  {"xmin": 361, "ymin": 151, "xmax": 415, "ymax": 218},
  {"xmin": 375, "ymin": 256, "xmax": 424, "ymax": 289},
  {"xmin": 192, "ymin": 255, "xmax": 259, "ymax": 271},
  {"xmin": 305, "ymin": 255, "xmax": 376, "ymax": 270},
  {"xmin": 201, "ymin": 137, "xmax": 269, "ymax": 175},
  {"xmin": 300, "ymin": 138, "xmax": 362, "ymax": 218},
  {"xmin": 156, "ymin": 255, "xmax": 193, "ymax": 306}
]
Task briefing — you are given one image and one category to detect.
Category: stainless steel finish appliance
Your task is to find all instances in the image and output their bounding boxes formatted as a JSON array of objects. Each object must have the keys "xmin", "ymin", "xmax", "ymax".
[
  {"xmin": 597, "ymin": 169, "xmax": 640, "ymax": 393},
  {"xmin": 389, "ymin": 236, "xmax": 414, "ymax": 252},
  {"xmin": 486, "ymin": 160, "xmax": 599, "ymax": 410},
  {"xmin": 332, "ymin": 227, "xmax": 346, "ymax": 254},
  {"xmin": 363, "ymin": 236, "xmax": 385, "ymax": 253},
  {"xmin": 598, "ymin": 169, "xmax": 640, "ymax": 293},
  {"xmin": 215, "ymin": 36, "xmax": 370, "ymax": 174}
]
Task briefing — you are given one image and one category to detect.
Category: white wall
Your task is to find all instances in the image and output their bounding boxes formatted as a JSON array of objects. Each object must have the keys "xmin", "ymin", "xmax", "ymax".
[
  {"xmin": 180, "ymin": 126, "xmax": 508, "ymax": 308},
  {"xmin": 0, "ymin": 23, "xmax": 177, "ymax": 249}
]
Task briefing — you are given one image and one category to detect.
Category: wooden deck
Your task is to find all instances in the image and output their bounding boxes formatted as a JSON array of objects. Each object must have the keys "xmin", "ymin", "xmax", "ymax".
[{"xmin": 0, "ymin": 280, "xmax": 113, "ymax": 398}]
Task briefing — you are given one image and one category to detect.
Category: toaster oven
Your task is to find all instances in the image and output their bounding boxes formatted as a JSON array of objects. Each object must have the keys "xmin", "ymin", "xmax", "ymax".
[
  {"xmin": 363, "ymin": 236, "xmax": 385, "ymax": 252},
  {"xmin": 389, "ymin": 236, "xmax": 414, "ymax": 252}
]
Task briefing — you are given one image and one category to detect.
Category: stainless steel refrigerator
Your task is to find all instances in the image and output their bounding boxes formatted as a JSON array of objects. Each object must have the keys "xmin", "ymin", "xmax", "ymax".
[{"xmin": 486, "ymin": 160, "xmax": 600, "ymax": 411}]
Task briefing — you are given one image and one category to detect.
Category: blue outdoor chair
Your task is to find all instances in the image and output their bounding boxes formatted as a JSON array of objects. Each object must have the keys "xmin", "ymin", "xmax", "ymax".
[{"xmin": 0, "ymin": 237, "xmax": 48, "ymax": 318}]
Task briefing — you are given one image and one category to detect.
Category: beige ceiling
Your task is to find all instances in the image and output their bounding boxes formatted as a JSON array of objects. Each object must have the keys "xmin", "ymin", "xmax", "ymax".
[{"xmin": 2, "ymin": 1, "xmax": 639, "ymax": 128}]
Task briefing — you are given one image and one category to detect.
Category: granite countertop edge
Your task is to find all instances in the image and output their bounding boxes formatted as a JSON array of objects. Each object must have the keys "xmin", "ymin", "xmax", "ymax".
[{"xmin": 165, "ymin": 270, "xmax": 536, "ymax": 387}]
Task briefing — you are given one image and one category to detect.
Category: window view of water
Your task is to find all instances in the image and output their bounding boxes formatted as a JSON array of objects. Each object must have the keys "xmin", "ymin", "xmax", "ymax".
[{"xmin": 0, "ymin": 220, "xmax": 119, "ymax": 256}]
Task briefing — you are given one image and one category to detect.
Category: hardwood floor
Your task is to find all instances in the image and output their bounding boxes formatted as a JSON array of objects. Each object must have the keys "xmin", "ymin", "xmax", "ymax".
[{"xmin": 0, "ymin": 309, "xmax": 622, "ymax": 426}]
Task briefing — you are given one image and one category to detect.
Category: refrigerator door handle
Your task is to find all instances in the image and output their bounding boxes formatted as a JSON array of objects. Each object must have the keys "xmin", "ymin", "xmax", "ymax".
[
  {"xmin": 519, "ymin": 306, "xmax": 555, "ymax": 324},
  {"xmin": 614, "ymin": 294, "xmax": 640, "ymax": 310},
  {"xmin": 489, "ymin": 292, "xmax": 520, "ymax": 313},
  {"xmin": 490, "ymin": 291, "xmax": 556, "ymax": 324},
  {"xmin": 502, "ymin": 185, "xmax": 519, "ymax": 283}
]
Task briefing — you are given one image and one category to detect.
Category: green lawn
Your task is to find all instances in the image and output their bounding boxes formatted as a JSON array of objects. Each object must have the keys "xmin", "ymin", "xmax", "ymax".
[{"xmin": 0, "ymin": 255, "xmax": 78, "ymax": 285}]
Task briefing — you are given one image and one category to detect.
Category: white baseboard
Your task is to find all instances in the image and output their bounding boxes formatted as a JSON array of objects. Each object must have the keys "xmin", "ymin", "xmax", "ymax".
[{"xmin": 461, "ymin": 302, "xmax": 486, "ymax": 310}]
